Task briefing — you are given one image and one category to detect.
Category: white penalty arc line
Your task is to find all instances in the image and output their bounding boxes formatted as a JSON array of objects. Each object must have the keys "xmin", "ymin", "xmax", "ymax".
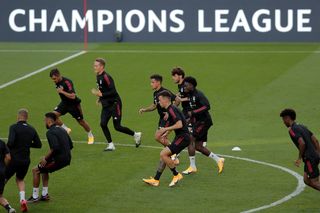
[
  {"xmin": 73, "ymin": 140, "xmax": 304, "ymax": 212},
  {"xmin": 0, "ymin": 49, "xmax": 319, "ymax": 54},
  {"xmin": 0, "ymin": 137, "xmax": 305, "ymax": 211},
  {"xmin": 0, "ymin": 50, "xmax": 86, "ymax": 90}
]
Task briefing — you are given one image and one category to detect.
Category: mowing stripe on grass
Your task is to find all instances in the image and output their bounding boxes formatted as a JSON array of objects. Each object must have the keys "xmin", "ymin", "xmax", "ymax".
[
  {"xmin": 0, "ymin": 51, "xmax": 86, "ymax": 90},
  {"xmin": 0, "ymin": 49, "xmax": 319, "ymax": 54},
  {"xmin": 1, "ymin": 136, "xmax": 302, "ymax": 213}
]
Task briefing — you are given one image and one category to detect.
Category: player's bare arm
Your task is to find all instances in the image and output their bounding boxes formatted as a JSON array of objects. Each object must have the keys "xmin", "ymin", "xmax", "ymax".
[
  {"xmin": 57, "ymin": 87, "xmax": 76, "ymax": 99},
  {"xmin": 139, "ymin": 104, "xmax": 157, "ymax": 114}
]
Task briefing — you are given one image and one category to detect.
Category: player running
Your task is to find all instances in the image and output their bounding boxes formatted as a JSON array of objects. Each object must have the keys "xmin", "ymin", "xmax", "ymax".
[
  {"xmin": 143, "ymin": 91, "xmax": 190, "ymax": 187},
  {"xmin": 5, "ymin": 109, "xmax": 42, "ymax": 212},
  {"xmin": 181, "ymin": 77, "xmax": 224, "ymax": 175},
  {"xmin": 139, "ymin": 74, "xmax": 176, "ymax": 146},
  {"xmin": 27, "ymin": 113, "xmax": 73, "ymax": 203},
  {"xmin": 171, "ymin": 67, "xmax": 208, "ymax": 147},
  {"xmin": 0, "ymin": 139, "xmax": 16, "ymax": 213},
  {"xmin": 280, "ymin": 108, "xmax": 320, "ymax": 191},
  {"xmin": 91, "ymin": 58, "xmax": 142, "ymax": 151},
  {"xmin": 50, "ymin": 68, "xmax": 94, "ymax": 144}
]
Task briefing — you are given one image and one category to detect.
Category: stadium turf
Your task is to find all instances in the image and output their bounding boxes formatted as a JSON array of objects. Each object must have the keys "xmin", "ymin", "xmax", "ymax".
[{"xmin": 0, "ymin": 42, "xmax": 319, "ymax": 212}]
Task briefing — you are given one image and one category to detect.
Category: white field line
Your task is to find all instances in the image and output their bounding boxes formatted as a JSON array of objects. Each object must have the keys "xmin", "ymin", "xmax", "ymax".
[
  {"xmin": 0, "ymin": 50, "xmax": 86, "ymax": 90},
  {"xmin": 0, "ymin": 137, "xmax": 304, "ymax": 212},
  {"xmin": 0, "ymin": 49, "xmax": 319, "ymax": 54}
]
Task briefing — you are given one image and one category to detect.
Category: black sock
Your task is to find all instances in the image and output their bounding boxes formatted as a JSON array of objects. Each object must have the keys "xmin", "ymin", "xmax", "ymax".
[
  {"xmin": 170, "ymin": 167, "xmax": 178, "ymax": 176},
  {"xmin": 154, "ymin": 171, "xmax": 162, "ymax": 180},
  {"xmin": 4, "ymin": 204, "xmax": 11, "ymax": 211}
]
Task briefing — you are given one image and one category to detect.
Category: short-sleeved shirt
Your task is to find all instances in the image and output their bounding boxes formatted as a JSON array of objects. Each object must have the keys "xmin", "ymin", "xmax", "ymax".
[
  {"xmin": 153, "ymin": 87, "xmax": 176, "ymax": 119},
  {"xmin": 46, "ymin": 125, "xmax": 73, "ymax": 164},
  {"xmin": 187, "ymin": 89, "xmax": 213, "ymax": 124},
  {"xmin": 0, "ymin": 140, "xmax": 9, "ymax": 170},
  {"xmin": 166, "ymin": 104, "xmax": 189, "ymax": 137},
  {"xmin": 96, "ymin": 71, "xmax": 120, "ymax": 108},
  {"xmin": 56, "ymin": 77, "xmax": 81, "ymax": 105},
  {"xmin": 289, "ymin": 123, "xmax": 319, "ymax": 160},
  {"xmin": 7, "ymin": 121, "xmax": 42, "ymax": 164}
]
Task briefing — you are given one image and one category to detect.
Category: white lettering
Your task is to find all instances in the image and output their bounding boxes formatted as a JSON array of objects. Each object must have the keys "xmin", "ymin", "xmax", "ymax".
[
  {"xmin": 170, "ymin": 10, "xmax": 185, "ymax": 33},
  {"xmin": 29, "ymin": 9, "xmax": 47, "ymax": 32},
  {"xmin": 9, "ymin": 9, "xmax": 26, "ymax": 32},
  {"xmin": 297, "ymin": 9, "xmax": 312, "ymax": 32},
  {"xmin": 49, "ymin": 10, "xmax": 69, "ymax": 32},
  {"xmin": 198, "ymin": 10, "xmax": 212, "ymax": 32},
  {"xmin": 97, "ymin": 10, "xmax": 113, "ymax": 32}
]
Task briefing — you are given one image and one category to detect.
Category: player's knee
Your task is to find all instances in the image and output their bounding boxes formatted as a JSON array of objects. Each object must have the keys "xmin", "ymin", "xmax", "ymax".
[{"xmin": 114, "ymin": 124, "xmax": 122, "ymax": 132}]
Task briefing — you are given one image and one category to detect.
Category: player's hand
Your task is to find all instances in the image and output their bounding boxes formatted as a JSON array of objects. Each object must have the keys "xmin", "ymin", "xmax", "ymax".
[
  {"xmin": 40, "ymin": 157, "xmax": 47, "ymax": 167},
  {"xmin": 294, "ymin": 159, "xmax": 301, "ymax": 167},
  {"xmin": 187, "ymin": 111, "xmax": 193, "ymax": 117},
  {"xmin": 139, "ymin": 108, "xmax": 145, "ymax": 114},
  {"xmin": 91, "ymin": 88, "xmax": 102, "ymax": 97},
  {"xmin": 163, "ymin": 112, "xmax": 169, "ymax": 121},
  {"xmin": 156, "ymin": 128, "xmax": 167, "ymax": 137},
  {"xmin": 57, "ymin": 86, "xmax": 64, "ymax": 93}
]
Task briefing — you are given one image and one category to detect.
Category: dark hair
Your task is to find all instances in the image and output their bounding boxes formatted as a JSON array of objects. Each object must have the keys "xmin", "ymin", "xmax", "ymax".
[
  {"xmin": 280, "ymin": 108, "xmax": 296, "ymax": 120},
  {"xmin": 50, "ymin": 68, "xmax": 60, "ymax": 77},
  {"xmin": 184, "ymin": 76, "xmax": 197, "ymax": 88},
  {"xmin": 150, "ymin": 74, "xmax": 163, "ymax": 83},
  {"xmin": 171, "ymin": 67, "xmax": 185, "ymax": 78},
  {"xmin": 157, "ymin": 90, "xmax": 172, "ymax": 99},
  {"xmin": 95, "ymin": 58, "xmax": 106, "ymax": 68},
  {"xmin": 45, "ymin": 112, "xmax": 57, "ymax": 121}
]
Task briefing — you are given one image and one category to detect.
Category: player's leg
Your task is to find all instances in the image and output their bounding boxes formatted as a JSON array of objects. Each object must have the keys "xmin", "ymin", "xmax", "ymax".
[
  {"xmin": 112, "ymin": 101, "xmax": 141, "ymax": 147},
  {"xmin": 71, "ymin": 104, "xmax": 95, "ymax": 144},
  {"xmin": 142, "ymin": 160, "xmax": 165, "ymax": 186},
  {"xmin": 183, "ymin": 136, "xmax": 197, "ymax": 175},
  {"xmin": 0, "ymin": 195, "xmax": 15, "ymax": 213},
  {"xmin": 15, "ymin": 163, "xmax": 29, "ymax": 212},
  {"xmin": 155, "ymin": 129, "xmax": 170, "ymax": 147},
  {"xmin": 304, "ymin": 160, "xmax": 320, "ymax": 191},
  {"xmin": 28, "ymin": 166, "xmax": 41, "ymax": 202},
  {"xmin": 53, "ymin": 103, "xmax": 71, "ymax": 134},
  {"xmin": 40, "ymin": 173, "xmax": 50, "ymax": 201},
  {"xmin": 0, "ymin": 171, "xmax": 16, "ymax": 213},
  {"xmin": 194, "ymin": 123, "xmax": 224, "ymax": 174},
  {"xmin": 100, "ymin": 107, "xmax": 115, "ymax": 151},
  {"xmin": 165, "ymin": 136, "xmax": 190, "ymax": 187}
]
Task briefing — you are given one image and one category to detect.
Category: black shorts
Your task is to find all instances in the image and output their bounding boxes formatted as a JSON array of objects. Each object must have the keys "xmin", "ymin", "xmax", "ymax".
[
  {"xmin": 0, "ymin": 170, "xmax": 5, "ymax": 194},
  {"xmin": 54, "ymin": 102, "xmax": 83, "ymax": 121},
  {"xmin": 304, "ymin": 158, "xmax": 319, "ymax": 179},
  {"xmin": 101, "ymin": 100, "xmax": 123, "ymax": 124},
  {"xmin": 168, "ymin": 134, "xmax": 191, "ymax": 155},
  {"xmin": 192, "ymin": 121, "xmax": 212, "ymax": 143},
  {"xmin": 5, "ymin": 161, "xmax": 30, "ymax": 180},
  {"xmin": 38, "ymin": 160, "xmax": 69, "ymax": 174}
]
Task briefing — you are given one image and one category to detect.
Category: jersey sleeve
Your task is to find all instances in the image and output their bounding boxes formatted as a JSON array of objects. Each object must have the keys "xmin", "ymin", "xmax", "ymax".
[
  {"xmin": 64, "ymin": 79, "xmax": 75, "ymax": 93},
  {"xmin": 7, "ymin": 125, "xmax": 16, "ymax": 148},
  {"xmin": 0, "ymin": 140, "xmax": 9, "ymax": 156},
  {"xmin": 289, "ymin": 126, "xmax": 303, "ymax": 142},
  {"xmin": 101, "ymin": 74, "xmax": 117, "ymax": 98},
  {"xmin": 32, "ymin": 129, "xmax": 42, "ymax": 148},
  {"xmin": 192, "ymin": 92, "xmax": 210, "ymax": 114},
  {"xmin": 168, "ymin": 107, "xmax": 182, "ymax": 123},
  {"xmin": 46, "ymin": 131, "xmax": 59, "ymax": 151}
]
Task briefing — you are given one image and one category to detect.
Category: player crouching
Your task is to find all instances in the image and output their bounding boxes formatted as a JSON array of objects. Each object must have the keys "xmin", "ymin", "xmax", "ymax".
[
  {"xmin": 143, "ymin": 91, "xmax": 190, "ymax": 187},
  {"xmin": 27, "ymin": 113, "xmax": 73, "ymax": 203}
]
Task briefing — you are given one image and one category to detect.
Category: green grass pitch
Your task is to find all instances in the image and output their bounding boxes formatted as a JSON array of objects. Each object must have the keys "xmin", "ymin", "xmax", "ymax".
[{"xmin": 0, "ymin": 42, "xmax": 319, "ymax": 212}]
